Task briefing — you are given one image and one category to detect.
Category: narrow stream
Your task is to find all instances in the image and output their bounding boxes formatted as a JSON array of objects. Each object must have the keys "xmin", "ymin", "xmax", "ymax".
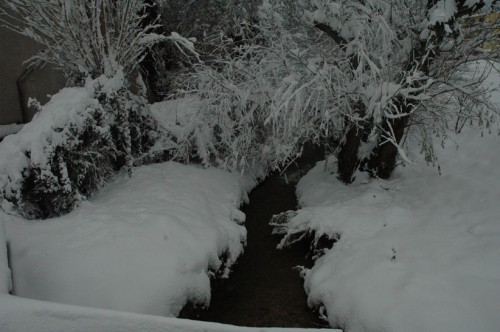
[{"xmin": 180, "ymin": 148, "xmax": 327, "ymax": 328}]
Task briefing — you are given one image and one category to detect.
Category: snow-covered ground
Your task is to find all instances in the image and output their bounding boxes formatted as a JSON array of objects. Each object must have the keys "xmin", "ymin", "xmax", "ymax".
[
  {"xmin": 2, "ymin": 161, "xmax": 254, "ymax": 316},
  {"xmin": 0, "ymin": 294, "xmax": 339, "ymax": 332},
  {"xmin": 276, "ymin": 86, "xmax": 500, "ymax": 330},
  {"xmin": 0, "ymin": 294, "xmax": 341, "ymax": 332}
]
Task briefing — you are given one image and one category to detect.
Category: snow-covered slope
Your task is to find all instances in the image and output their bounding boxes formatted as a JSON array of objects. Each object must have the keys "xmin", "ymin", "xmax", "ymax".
[{"xmin": 3, "ymin": 162, "xmax": 254, "ymax": 316}]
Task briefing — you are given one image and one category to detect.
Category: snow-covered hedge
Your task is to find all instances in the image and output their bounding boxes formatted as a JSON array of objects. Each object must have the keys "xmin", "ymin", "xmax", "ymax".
[{"xmin": 0, "ymin": 73, "xmax": 161, "ymax": 219}]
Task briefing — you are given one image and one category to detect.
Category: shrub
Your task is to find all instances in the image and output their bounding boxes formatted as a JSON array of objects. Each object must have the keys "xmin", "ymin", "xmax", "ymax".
[
  {"xmin": 0, "ymin": 73, "xmax": 162, "ymax": 219},
  {"xmin": 0, "ymin": 0, "xmax": 166, "ymax": 81}
]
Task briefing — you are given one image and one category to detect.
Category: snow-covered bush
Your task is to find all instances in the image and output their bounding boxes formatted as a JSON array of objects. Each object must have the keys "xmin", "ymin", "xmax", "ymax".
[
  {"xmin": 0, "ymin": 73, "xmax": 162, "ymax": 219},
  {"xmin": 166, "ymin": 34, "xmax": 299, "ymax": 173},
  {"xmin": 0, "ymin": 0, "xmax": 166, "ymax": 81},
  {"xmin": 148, "ymin": 0, "xmax": 258, "ymax": 97},
  {"xmin": 166, "ymin": 12, "xmax": 344, "ymax": 174},
  {"xmin": 159, "ymin": 0, "xmax": 256, "ymax": 41}
]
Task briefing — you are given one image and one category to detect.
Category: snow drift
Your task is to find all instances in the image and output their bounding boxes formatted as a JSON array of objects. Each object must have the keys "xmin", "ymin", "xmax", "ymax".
[{"xmin": 4, "ymin": 162, "xmax": 253, "ymax": 316}]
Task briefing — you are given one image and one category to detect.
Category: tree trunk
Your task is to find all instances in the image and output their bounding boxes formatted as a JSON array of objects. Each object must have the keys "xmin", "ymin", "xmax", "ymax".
[
  {"xmin": 140, "ymin": 0, "xmax": 162, "ymax": 102},
  {"xmin": 336, "ymin": 101, "xmax": 370, "ymax": 184},
  {"xmin": 363, "ymin": 116, "xmax": 408, "ymax": 179},
  {"xmin": 337, "ymin": 124, "xmax": 362, "ymax": 184},
  {"xmin": 337, "ymin": 96, "xmax": 411, "ymax": 182}
]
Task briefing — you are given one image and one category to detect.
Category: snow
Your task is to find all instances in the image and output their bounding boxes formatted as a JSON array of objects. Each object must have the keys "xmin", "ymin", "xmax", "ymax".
[
  {"xmin": 150, "ymin": 97, "xmax": 202, "ymax": 140},
  {"xmin": 0, "ymin": 73, "xmax": 129, "ymax": 198},
  {"xmin": 0, "ymin": 124, "xmax": 24, "ymax": 140},
  {"xmin": 0, "ymin": 294, "xmax": 338, "ymax": 332},
  {"xmin": 276, "ymin": 124, "xmax": 500, "ymax": 329},
  {"xmin": 2, "ymin": 161, "xmax": 254, "ymax": 317},
  {"xmin": 427, "ymin": 0, "xmax": 458, "ymax": 25},
  {"xmin": 167, "ymin": 32, "xmax": 200, "ymax": 61},
  {"xmin": 0, "ymin": 80, "xmax": 101, "ymax": 214},
  {"xmin": 92, "ymin": 68, "xmax": 125, "ymax": 94},
  {"xmin": 423, "ymin": 0, "xmax": 496, "ymax": 38}
]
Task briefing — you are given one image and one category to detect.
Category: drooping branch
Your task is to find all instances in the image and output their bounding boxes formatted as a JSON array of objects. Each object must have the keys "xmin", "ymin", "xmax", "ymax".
[{"xmin": 314, "ymin": 22, "xmax": 348, "ymax": 46}]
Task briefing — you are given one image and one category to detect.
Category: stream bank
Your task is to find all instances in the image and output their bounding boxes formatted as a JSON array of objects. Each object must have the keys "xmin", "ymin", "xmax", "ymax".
[{"xmin": 180, "ymin": 146, "xmax": 326, "ymax": 328}]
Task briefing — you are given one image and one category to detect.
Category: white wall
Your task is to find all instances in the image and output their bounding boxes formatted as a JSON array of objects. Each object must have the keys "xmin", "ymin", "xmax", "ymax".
[{"xmin": 0, "ymin": 26, "xmax": 65, "ymax": 125}]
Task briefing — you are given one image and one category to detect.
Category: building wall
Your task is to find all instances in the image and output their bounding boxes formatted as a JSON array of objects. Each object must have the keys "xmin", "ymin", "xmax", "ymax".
[
  {"xmin": 0, "ymin": 26, "xmax": 65, "ymax": 125},
  {"xmin": 461, "ymin": 12, "xmax": 500, "ymax": 50}
]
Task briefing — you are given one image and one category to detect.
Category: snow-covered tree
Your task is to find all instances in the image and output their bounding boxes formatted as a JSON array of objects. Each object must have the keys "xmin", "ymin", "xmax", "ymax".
[
  {"xmin": 168, "ymin": 0, "xmax": 498, "ymax": 180},
  {"xmin": 321, "ymin": 0, "xmax": 498, "ymax": 182}
]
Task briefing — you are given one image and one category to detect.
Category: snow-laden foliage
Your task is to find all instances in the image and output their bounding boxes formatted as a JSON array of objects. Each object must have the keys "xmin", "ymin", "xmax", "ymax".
[
  {"xmin": 166, "ymin": 0, "xmax": 498, "ymax": 179},
  {"xmin": 159, "ymin": 0, "xmax": 257, "ymax": 41},
  {"xmin": 0, "ymin": 73, "xmax": 162, "ymax": 219},
  {"xmin": 263, "ymin": 0, "xmax": 499, "ymax": 182},
  {"xmin": 147, "ymin": 0, "xmax": 258, "ymax": 97},
  {"xmin": 165, "ymin": 5, "xmax": 347, "ymax": 174},
  {"xmin": 0, "ymin": 0, "xmax": 173, "ymax": 81}
]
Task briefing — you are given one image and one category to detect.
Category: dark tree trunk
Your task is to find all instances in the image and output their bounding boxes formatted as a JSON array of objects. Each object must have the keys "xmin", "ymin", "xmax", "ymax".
[
  {"xmin": 363, "ymin": 116, "xmax": 408, "ymax": 179},
  {"xmin": 337, "ymin": 96, "xmax": 411, "ymax": 182},
  {"xmin": 337, "ymin": 124, "xmax": 362, "ymax": 184},
  {"xmin": 336, "ymin": 101, "xmax": 370, "ymax": 184},
  {"xmin": 140, "ymin": 0, "xmax": 162, "ymax": 102}
]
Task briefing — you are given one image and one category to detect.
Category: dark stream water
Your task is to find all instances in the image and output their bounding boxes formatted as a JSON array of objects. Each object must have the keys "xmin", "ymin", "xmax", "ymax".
[{"xmin": 180, "ymin": 147, "xmax": 327, "ymax": 328}]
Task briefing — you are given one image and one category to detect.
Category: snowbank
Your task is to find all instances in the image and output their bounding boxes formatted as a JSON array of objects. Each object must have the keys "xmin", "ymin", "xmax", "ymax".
[
  {"xmin": 0, "ymin": 124, "xmax": 23, "ymax": 140},
  {"xmin": 4, "ymin": 162, "xmax": 254, "ymax": 316},
  {"xmin": 0, "ymin": 294, "xmax": 338, "ymax": 332},
  {"xmin": 276, "ymin": 127, "xmax": 500, "ymax": 332}
]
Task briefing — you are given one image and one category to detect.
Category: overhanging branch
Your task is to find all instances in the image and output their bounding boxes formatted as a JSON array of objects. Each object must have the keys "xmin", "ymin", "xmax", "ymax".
[{"xmin": 314, "ymin": 22, "xmax": 347, "ymax": 46}]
